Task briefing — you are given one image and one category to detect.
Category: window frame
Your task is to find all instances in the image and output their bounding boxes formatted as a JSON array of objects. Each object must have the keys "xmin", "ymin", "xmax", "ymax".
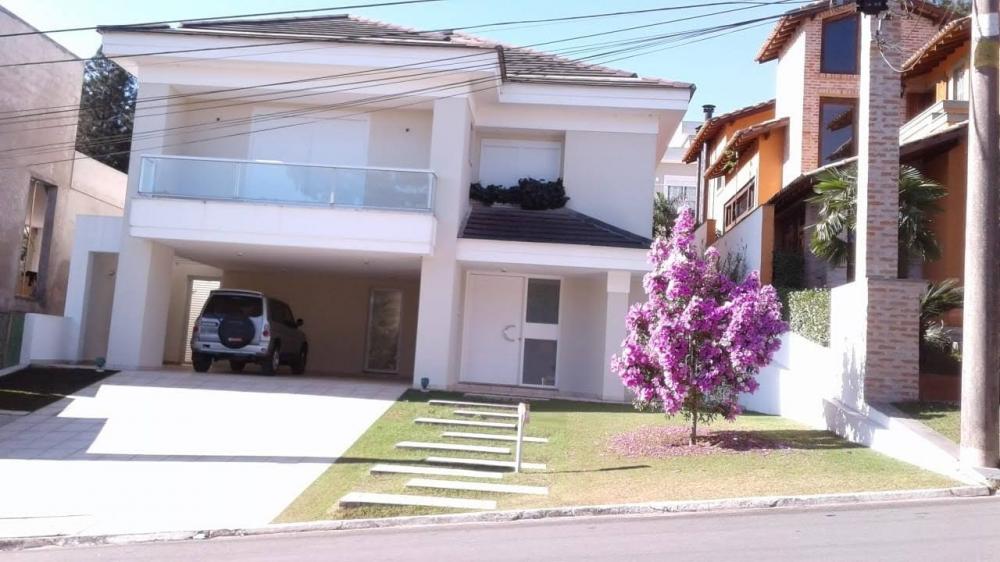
[
  {"xmin": 818, "ymin": 97, "xmax": 858, "ymax": 166},
  {"xmin": 819, "ymin": 13, "xmax": 860, "ymax": 75},
  {"xmin": 723, "ymin": 178, "xmax": 757, "ymax": 229}
]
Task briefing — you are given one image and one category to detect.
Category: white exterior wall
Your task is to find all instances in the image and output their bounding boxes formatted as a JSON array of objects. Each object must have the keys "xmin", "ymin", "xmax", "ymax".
[
  {"xmin": 775, "ymin": 30, "xmax": 806, "ymax": 185},
  {"xmin": 563, "ymin": 131, "xmax": 657, "ymax": 238},
  {"xmin": 557, "ymin": 275, "xmax": 607, "ymax": 398},
  {"xmin": 712, "ymin": 205, "xmax": 765, "ymax": 275},
  {"xmin": 413, "ymin": 98, "xmax": 473, "ymax": 389},
  {"xmin": 162, "ymin": 259, "xmax": 223, "ymax": 365}
]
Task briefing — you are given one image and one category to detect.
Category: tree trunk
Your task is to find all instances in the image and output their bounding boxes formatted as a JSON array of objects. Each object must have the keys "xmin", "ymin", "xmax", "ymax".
[{"xmin": 689, "ymin": 393, "xmax": 699, "ymax": 446}]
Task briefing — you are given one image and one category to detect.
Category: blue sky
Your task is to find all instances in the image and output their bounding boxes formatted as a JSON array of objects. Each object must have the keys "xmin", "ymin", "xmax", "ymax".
[{"xmin": 3, "ymin": 0, "xmax": 792, "ymax": 120}]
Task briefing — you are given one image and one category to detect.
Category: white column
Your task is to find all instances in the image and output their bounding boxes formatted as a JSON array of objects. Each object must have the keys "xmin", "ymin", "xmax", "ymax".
[
  {"xmin": 413, "ymin": 97, "xmax": 472, "ymax": 389},
  {"xmin": 601, "ymin": 270, "xmax": 631, "ymax": 402},
  {"xmin": 106, "ymin": 83, "xmax": 176, "ymax": 369}
]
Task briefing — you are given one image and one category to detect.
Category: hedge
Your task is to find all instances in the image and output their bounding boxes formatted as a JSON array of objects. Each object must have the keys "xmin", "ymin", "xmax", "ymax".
[{"xmin": 778, "ymin": 288, "xmax": 831, "ymax": 346}]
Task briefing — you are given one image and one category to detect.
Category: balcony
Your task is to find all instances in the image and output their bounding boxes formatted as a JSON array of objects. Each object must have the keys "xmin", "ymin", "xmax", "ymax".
[
  {"xmin": 130, "ymin": 155, "xmax": 438, "ymax": 256},
  {"xmin": 900, "ymin": 100, "xmax": 968, "ymax": 144}
]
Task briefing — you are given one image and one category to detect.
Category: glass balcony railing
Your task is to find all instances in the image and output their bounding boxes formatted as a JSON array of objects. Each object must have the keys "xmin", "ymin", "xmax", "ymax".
[{"xmin": 138, "ymin": 155, "xmax": 435, "ymax": 212}]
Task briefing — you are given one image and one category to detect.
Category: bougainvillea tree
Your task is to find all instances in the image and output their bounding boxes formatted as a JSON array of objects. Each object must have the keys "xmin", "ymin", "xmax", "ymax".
[{"xmin": 611, "ymin": 208, "xmax": 787, "ymax": 444}]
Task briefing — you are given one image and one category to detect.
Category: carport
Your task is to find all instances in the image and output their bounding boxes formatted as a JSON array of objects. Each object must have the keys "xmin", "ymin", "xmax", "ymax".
[{"xmin": 144, "ymin": 239, "xmax": 421, "ymax": 378}]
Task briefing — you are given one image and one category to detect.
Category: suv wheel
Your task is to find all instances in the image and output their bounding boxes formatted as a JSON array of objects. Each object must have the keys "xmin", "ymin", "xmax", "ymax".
[
  {"xmin": 261, "ymin": 344, "xmax": 281, "ymax": 375},
  {"xmin": 291, "ymin": 345, "xmax": 308, "ymax": 375},
  {"xmin": 192, "ymin": 353, "xmax": 212, "ymax": 373},
  {"xmin": 229, "ymin": 359, "xmax": 246, "ymax": 373}
]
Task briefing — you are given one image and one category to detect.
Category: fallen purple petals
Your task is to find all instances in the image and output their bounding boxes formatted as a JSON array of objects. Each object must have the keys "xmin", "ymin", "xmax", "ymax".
[{"xmin": 607, "ymin": 425, "xmax": 791, "ymax": 458}]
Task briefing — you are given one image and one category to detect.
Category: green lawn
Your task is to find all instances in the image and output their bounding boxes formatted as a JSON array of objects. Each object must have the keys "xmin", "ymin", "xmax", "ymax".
[
  {"xmin": 276, "ymin": 391, "xmax": 957, "ymax": 523},
  {"xmin": 894, "ymin": 402, "xmax": 962, "ymax": 443}
]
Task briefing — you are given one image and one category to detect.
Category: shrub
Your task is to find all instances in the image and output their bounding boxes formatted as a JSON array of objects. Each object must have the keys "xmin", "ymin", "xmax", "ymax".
[
  {"xmin": 468, "ymin": 178, "xmax": 568, "ymax": 210},
  {"xmin": 780, "ymin": 288, "xmax": 830, "ymax": 346}
]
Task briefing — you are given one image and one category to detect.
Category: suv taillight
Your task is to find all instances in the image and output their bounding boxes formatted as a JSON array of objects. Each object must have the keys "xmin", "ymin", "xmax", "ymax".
[
  {"xmin": 192, "ymin": 324, "xmax": 199, "ymax": 335},
  {"xmin": 262, "ymin": 324, "xmax": 270, "ymax": 338}
]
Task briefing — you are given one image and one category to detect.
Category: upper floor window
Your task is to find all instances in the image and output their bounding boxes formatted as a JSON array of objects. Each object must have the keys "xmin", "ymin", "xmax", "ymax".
[
  {"xmin": 949, "ymin": 64, "xmax": 969, "ymax": 101},
  {"xmin": 821, "ymin": 15, "xmax": 859, "ymax": 74},
  {"xmin": 723, "ymin": 179, "xmax": 756, "ymax": 229},
  {"xmin": 819, "ymin": 98, "xmax": 857, "ymax": 165},
  {"xmin": 664, "ymin": 184, "xmax": 698, "ymax": 210}
]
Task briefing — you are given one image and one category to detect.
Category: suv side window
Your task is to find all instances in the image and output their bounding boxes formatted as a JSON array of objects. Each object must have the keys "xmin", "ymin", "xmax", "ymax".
[{"xmin": 270, "ymin": 299, "xmax": 295, "ymax": 327}]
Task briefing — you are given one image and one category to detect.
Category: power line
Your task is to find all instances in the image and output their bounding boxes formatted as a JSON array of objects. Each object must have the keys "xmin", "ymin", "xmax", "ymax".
[
  {"xmin": 0, "ymin": 4, "xmax": 798, "ymax": 163},
  {"xmin": 0, "ymin": 12, "xmax": 777, "ymax": 147},
  {"xmin": 0, "ymin": 0, "xmax": 812, "ymax": 69},
  {"xmin": 0, "ymin": 0, "xmax": 801, "ymax": 123},
  {"xmin": 0, "ymin": 0, "xmax": 442, "ymax": 38}
]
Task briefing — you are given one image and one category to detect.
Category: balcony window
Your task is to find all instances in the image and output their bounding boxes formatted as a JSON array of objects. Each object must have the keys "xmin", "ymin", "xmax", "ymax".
[
  {"xmin": 819, "ymin": 98, "xmax": 857, "ymax": 165},
  {"xmin": 821, "ymin": 15, "xmax": 859, "ymax": 74},
  {"xmin": 723, "ymin": 179, "xmax": 756, "ymax": 229}
]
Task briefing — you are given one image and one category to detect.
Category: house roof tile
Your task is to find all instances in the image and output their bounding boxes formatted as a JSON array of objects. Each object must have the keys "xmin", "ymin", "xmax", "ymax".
[
  {"xmin": 902, "ymin": 16, "xmax": 970, "ymax": 78},
  {"xmin": 99, "ymin": 14, "xmax": 693, "ymax": 91},
  {"xmin": 703, "ymin": 117, "xmax": 789, "ymax": 179},
  {"xmin": 460, "ymin": 205, "xmax": 651, "ymax": 249},
  {"xmin": 755, "ymin": 0, "xmax": 951, "ymax": 64},
  {"xmin": 680, "ymin": 99, "xmax": 775, "ymax": 163}
]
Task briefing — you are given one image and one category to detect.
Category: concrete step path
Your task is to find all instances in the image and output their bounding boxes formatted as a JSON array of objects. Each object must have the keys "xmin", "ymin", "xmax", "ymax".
[
  {"xmin": 429, "ymin": 399, "xmax": 519, "ymax": 410},
  {"xmin": 426, "ymin": 456, "xmax": 546, "ymax": 471},
  {"xmin": 339, "ymin": 492, "xmax": 496, "ymax": 511},
  {"xmin": 442, "ymin": 431, "xmax": 549, "ymax": 444},
  {"xmin": 415, "ymin": 417, "xmax": 516, "ymax": 429},
  {"xmin": 396, "ymin": 441, "xmax": 510, "ymax": 454},
  {"xmin": 369, "ymin": 464, "xmax": 504, "ymax": 480},
  {"xmin": 406, "ymin": 478, "xmax": 549, "ymax": 496},
  {"xmin": 453, "ymin": 410, "xmax": 521, "ymax": 419}
]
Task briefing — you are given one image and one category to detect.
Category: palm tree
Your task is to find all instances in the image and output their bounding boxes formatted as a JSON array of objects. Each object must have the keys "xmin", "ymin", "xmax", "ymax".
[
  {"xmin": 808, "ymin": 164, "xmax": 946, "ymax": 279},
  {"xmin": 919, "ymin": 278, "xmax": 964, "ymax": 352}
]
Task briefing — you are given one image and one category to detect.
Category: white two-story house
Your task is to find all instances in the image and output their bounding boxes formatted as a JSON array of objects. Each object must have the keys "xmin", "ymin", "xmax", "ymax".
[{"xmin": 54, "ymin": 15, "xmax": 692, "ymax": 402}]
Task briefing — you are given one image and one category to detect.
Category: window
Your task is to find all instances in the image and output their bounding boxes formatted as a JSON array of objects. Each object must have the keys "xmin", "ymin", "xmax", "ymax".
[
  {"xmin": 17, "ymin": 179, "xmax": 55, "ymax": 300},
  {"xmin": 819, "ymin": 99, "xmax": 857, "ymax": 165},
  {"xmin": 664, "ymin": 184, "xmax": 698, "ymax": 210},
  {"xmin": 723, "ymin": 179, "xmax": 756, "ymax": 229},
  {"xmin": 821, "ymin": 15, "xmax": 859, "ymax": 74},
  {"xmin": 950, "ymin": 65, "xmax": 969, "ymax": 101}
]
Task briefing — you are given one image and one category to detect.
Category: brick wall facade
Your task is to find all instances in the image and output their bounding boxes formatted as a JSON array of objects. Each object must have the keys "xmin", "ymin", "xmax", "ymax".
[{"xmin": 780, "ymin": 3, "xmax": 942, "ymax": 178}]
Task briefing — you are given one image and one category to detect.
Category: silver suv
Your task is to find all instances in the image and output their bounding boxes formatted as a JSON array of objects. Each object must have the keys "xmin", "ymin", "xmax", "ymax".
[{"xmin": 190, "ymin": 289, "xmax": 308, "ymax": 375}]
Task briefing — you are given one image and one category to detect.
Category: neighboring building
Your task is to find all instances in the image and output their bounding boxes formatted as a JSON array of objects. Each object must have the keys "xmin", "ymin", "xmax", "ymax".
[
  {"xmin": 0, "ymin": 8, "xmax": 126, "ymax": 319},
  {"xmin": 682, "ymin": 0, "xmax": 950, "ymax": 286},
  {"xmin": 655, "ymin": 120, "xmax": 699, "ymax": 211},
  {"xmin": 44, "ymin": 15, "xmax": 692, "ymax": 402}
]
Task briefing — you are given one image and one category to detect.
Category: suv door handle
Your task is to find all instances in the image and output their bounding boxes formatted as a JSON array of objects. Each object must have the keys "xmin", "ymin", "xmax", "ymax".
[{"xmin": 502, "ymin": 324, "xmax": 518, "ymax": 342}]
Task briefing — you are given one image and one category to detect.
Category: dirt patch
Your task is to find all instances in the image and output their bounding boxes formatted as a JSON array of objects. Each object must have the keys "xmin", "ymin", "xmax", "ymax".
[{"xmin": 607, "ymin": 425, "xmax": 791, "ymax": 458}]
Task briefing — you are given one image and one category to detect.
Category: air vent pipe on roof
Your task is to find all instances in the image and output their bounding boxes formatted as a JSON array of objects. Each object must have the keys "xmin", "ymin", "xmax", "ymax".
[{"xmin": 702, "ymin": 104, "xmax": 716, "ymax": 120}]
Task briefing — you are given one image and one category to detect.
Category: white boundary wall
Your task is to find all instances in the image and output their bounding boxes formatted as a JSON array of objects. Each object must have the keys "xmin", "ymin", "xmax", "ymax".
[{"xmin": 739, "ymin": 332, "xmax": 834, "ymax": 429}]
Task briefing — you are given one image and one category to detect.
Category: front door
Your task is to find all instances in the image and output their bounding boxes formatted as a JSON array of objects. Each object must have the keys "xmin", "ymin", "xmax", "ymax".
[{"xmin": 460, "ymin": 274, "xmax": 525, "ymax": 385}]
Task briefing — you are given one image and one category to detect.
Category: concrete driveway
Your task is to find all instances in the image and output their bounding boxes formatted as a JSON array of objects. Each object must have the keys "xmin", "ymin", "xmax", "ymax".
[{"xmin": 0, "ymin": 369, "xmax": 404, "ymax": 538}]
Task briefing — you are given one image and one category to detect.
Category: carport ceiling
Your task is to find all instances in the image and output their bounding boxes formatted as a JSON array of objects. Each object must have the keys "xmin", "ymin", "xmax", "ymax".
[{"xmin": 166, "ymin": 240, "xmax": 421, "ymax": 277}]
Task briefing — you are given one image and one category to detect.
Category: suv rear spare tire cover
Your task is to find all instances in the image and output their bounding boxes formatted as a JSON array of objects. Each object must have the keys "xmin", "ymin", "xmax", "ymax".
[{"xmin": 218, "ymin": 316, "xmax": 256, "ymax": 349}]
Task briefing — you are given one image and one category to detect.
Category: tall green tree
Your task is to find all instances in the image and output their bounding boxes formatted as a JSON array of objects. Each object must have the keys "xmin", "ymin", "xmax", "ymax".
[
  {"xmin": 808, "ymin": 164, "xmax": 946, "ymax": 279},
  {"xmin": 652, "ymin": 192, "xmax": 679, "ymax": 238},
  {"xmin": 75, "ymin": 50, "xmax": 137, "ymax": 173}
]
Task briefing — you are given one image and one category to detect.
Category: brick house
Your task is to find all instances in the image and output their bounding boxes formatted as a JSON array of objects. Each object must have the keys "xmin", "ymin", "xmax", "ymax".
[{"xmin": 682, "ymin": 0, "xmax": 953, "ymax": 289}]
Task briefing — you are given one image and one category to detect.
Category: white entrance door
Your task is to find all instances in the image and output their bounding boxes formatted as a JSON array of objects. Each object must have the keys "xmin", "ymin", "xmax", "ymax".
[{"xmin": 460, "ymin": 274, "xmax": 525, "ymax": 385}]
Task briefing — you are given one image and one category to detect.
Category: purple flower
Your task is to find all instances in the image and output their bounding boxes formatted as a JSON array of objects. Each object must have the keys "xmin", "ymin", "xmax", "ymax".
[{"xmin": 610, "ymin": 208, "xmax": 788, "ymax": 422}]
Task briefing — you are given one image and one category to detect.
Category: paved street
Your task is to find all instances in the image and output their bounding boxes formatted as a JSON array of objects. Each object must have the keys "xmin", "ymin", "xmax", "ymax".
[
  {"xmin": 0, "ymin": 369, "xmax": 404, "ymax": 537},
  {"xmin": 8, "ymin": 496, "xmax": 1000, "ymax": 561}
]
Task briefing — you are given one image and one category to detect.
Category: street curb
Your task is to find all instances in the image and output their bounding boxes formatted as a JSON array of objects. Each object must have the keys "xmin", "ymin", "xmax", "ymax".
[{"xmin": 0, "ymin": 485, "xmax": 991, "ymax": 551}]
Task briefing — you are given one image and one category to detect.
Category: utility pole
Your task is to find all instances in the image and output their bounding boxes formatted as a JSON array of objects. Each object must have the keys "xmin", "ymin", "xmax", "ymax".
[{"xmin": 960, "ymin": 0, "xmax": 1000, "ymax": 469}]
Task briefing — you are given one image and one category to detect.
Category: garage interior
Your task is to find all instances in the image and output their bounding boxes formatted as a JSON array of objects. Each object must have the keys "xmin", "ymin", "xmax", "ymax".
[{"xmin": 157, "ymin": 241, "xmax": 420, "ymax": 378}]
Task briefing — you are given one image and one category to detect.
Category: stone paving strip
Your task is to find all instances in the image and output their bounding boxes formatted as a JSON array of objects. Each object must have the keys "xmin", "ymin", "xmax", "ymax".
[
  {"xmin": 425, "ymin": 456, "xmax": 546, "ymax": 471},
  {"xmin": 369, "ymin": 464, "xmax": 504, "ymax": 480},
  {"xmin": 339, "ymin": 492, "xmax": 496, "ymax": 511},
  {"xmin": 414, "ymin": 417, "xmax": 516, "ymax": 429},
  {"xmin": 453, "ymin": 409, "xmax": 521, "ymax": 419},
  {"xmin": 441, "ymin": 431, "xmax": 549, "ymax": 444},
  {"xmin": 428, "ymin": 400, "xmax": 519, "ymax": 410},
  {"xmin": 405, "ymin": 478, "xmax": 549, "ymax": 496},
  {"xmin": 395, "ymin": 441, "xmax": 511, "ymax": 455}
]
